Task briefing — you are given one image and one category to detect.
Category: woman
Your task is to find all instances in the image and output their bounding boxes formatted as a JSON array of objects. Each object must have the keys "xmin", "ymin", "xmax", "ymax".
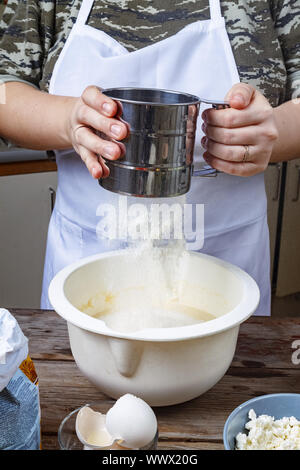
[{"xmin": 0, "ymin": 0, "xmax": 299, "ymax": 314}]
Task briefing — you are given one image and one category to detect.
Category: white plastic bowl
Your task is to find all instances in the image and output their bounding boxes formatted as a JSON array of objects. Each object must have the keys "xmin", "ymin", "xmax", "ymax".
[{"xmin": 49, "ymin": 250, "xmax": 259, "ymax": 406}]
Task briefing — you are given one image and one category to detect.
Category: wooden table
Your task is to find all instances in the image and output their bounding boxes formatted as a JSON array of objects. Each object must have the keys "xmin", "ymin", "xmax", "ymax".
[
  {"xmin": 13, "ymin": 309, "xmax": 300, "ymax": 450},
  {"xmin": 0, "ymin": 159, "xmax": 57, "ymax": 177}
]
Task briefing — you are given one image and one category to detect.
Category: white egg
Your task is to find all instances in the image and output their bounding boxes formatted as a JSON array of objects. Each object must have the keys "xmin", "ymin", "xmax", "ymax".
[{"xmin": 106, "ymin": 394, "xmax": 157, "ymax": 448}]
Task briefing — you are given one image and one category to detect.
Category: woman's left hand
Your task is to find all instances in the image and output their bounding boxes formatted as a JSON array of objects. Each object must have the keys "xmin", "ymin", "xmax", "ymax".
[{"xmin": 201, "ymin": 83, "xmax": 279, "ymax": 176}]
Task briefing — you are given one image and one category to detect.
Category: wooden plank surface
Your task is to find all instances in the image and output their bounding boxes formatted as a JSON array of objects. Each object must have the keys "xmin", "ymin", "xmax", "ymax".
[
  {"xmin": 12, "ymin": 309, "xmax": 300, "ymax": 450},
  {"xmin": 0, "ymin": 160, "xmax": 57, "ymax": 176}
]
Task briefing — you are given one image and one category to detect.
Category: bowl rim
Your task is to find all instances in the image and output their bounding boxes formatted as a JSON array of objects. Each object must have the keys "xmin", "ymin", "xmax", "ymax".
[
  {"xmin": 48, "ymin": 249, "xmax": 260, "ymax": 342},
  {"xmin": 48, "ymin": 250, "xmax": 260, "ymax": 342},
  {"xmin": 58, "ymin": 406, "xmax": 81, "ymax": 450},
  {"xmin": 223, "ymin": 393, "xmax": 300, "ymax": 450}
]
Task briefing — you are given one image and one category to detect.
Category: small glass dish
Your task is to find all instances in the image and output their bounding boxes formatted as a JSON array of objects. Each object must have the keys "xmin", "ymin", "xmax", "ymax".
[{"xmin": 58, "ymin": 403, "xmax": 159, "ymax": 450}]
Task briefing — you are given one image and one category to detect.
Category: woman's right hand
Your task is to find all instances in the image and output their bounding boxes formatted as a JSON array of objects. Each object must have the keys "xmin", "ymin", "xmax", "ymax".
[{"xmin": 66, "ymin": 85, "xmax": 128, "ymax": 179}]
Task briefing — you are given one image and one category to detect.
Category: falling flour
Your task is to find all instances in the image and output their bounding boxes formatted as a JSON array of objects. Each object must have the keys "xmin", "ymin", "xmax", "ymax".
[{"xmin": 81, "ymin": 195, "xmax": 215, "ymax": 332}]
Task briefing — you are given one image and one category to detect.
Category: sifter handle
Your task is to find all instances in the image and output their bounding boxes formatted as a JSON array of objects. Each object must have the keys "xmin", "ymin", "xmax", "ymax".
[
  {"xmin": 201, "ymin": 99, "xmax": 230, "ymax": 110},
  {"xmin": 192, "ymin": 99, "xmax": 230, "ymax": 177}
]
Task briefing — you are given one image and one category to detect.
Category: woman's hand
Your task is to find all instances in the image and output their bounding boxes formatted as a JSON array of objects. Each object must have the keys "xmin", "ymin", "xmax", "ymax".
[
  {"xmin": 66, "ymin": 86, "xmax": 128, "ymax": 179},
  {"xmin": 201, "ymin": 83, "xmax": 279, "ymax": 176}
]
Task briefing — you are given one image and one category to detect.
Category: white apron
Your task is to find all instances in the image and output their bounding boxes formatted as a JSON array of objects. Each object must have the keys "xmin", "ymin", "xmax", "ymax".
[{"xmin": 41, "ymin": 0, "xmax": 270, "ymax": 316}]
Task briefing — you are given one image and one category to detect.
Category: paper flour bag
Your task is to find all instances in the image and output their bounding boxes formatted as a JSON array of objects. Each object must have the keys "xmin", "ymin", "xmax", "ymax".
[{"xmin": 0, "ymin": 308, "xmax": 41, "ymax": 450}]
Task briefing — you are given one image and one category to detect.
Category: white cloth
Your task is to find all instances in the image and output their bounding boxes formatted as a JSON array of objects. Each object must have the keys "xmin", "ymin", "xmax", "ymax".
[
  {"xmin": 41, "ymin": 0, "xmax": 270, "ymax": 316},
  {"xmin": 0, "ymin": 309, "xmax": 28, "ymax": 392}
]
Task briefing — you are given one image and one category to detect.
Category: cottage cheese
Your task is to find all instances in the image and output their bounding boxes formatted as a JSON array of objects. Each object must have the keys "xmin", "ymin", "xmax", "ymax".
[{"xmin": 235, "ymin": 409, "xmax": 300, "ymax": 450}]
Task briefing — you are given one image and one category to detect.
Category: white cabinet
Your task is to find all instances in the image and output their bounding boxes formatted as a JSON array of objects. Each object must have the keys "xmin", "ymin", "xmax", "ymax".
[
  {"xmin": 275, "ymin": 159, "xmax": 300, "ymax": 296},
  {"xmin": 265, "ymin": 160, "xmax": 300, "ymax": 312},
  {"xmin": 0, "ymin": 172, "xmax": 57, "ymax": 308}
]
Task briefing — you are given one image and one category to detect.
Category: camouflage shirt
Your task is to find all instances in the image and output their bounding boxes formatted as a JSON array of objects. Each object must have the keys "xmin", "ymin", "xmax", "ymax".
[{"xmin": 0, "ymin": 0, "xmax": 300, "ymax": 107}]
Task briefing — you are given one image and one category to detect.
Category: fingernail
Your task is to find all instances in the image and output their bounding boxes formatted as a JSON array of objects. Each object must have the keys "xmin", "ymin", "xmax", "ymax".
[
  {"xmin": 111, "ymin": 124, "xmax": 122, "ymax": 138},
  {"xmin": 104, "ymin": 145, "xmax": 115, "ymax": 157},
  {"xmin": 102, "ymin": 102, "xmax": 113, "ymax": 114},
  {"xmin": 202, "ymin": 111, "xmax": 207, "ymax": 122},
  {"xmin": 92, "ymin": 167, "xmax": 98, "ymax": 178},
  {"xmin": 201, "ymin": 122, "xmax": 206, "ymax": 132},
  {"xmin": 233, "ymin": 93, "xmax": 245, "ymax": 105},
  {"xmin": 201, "ymin": 136, "xmax": 207, "ymax": 147}
]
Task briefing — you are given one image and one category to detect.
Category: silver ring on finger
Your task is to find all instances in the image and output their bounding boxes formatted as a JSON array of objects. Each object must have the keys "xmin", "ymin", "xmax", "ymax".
[{"xmin": 242, "ymin": 145, "xmax": 250, "ymax": 162}]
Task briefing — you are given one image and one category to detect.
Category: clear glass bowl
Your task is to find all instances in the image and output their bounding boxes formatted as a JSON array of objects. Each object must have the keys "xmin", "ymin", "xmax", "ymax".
[{"xmin": 58, "ymin": 403, "xmax": 159, "ymax": 450}]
